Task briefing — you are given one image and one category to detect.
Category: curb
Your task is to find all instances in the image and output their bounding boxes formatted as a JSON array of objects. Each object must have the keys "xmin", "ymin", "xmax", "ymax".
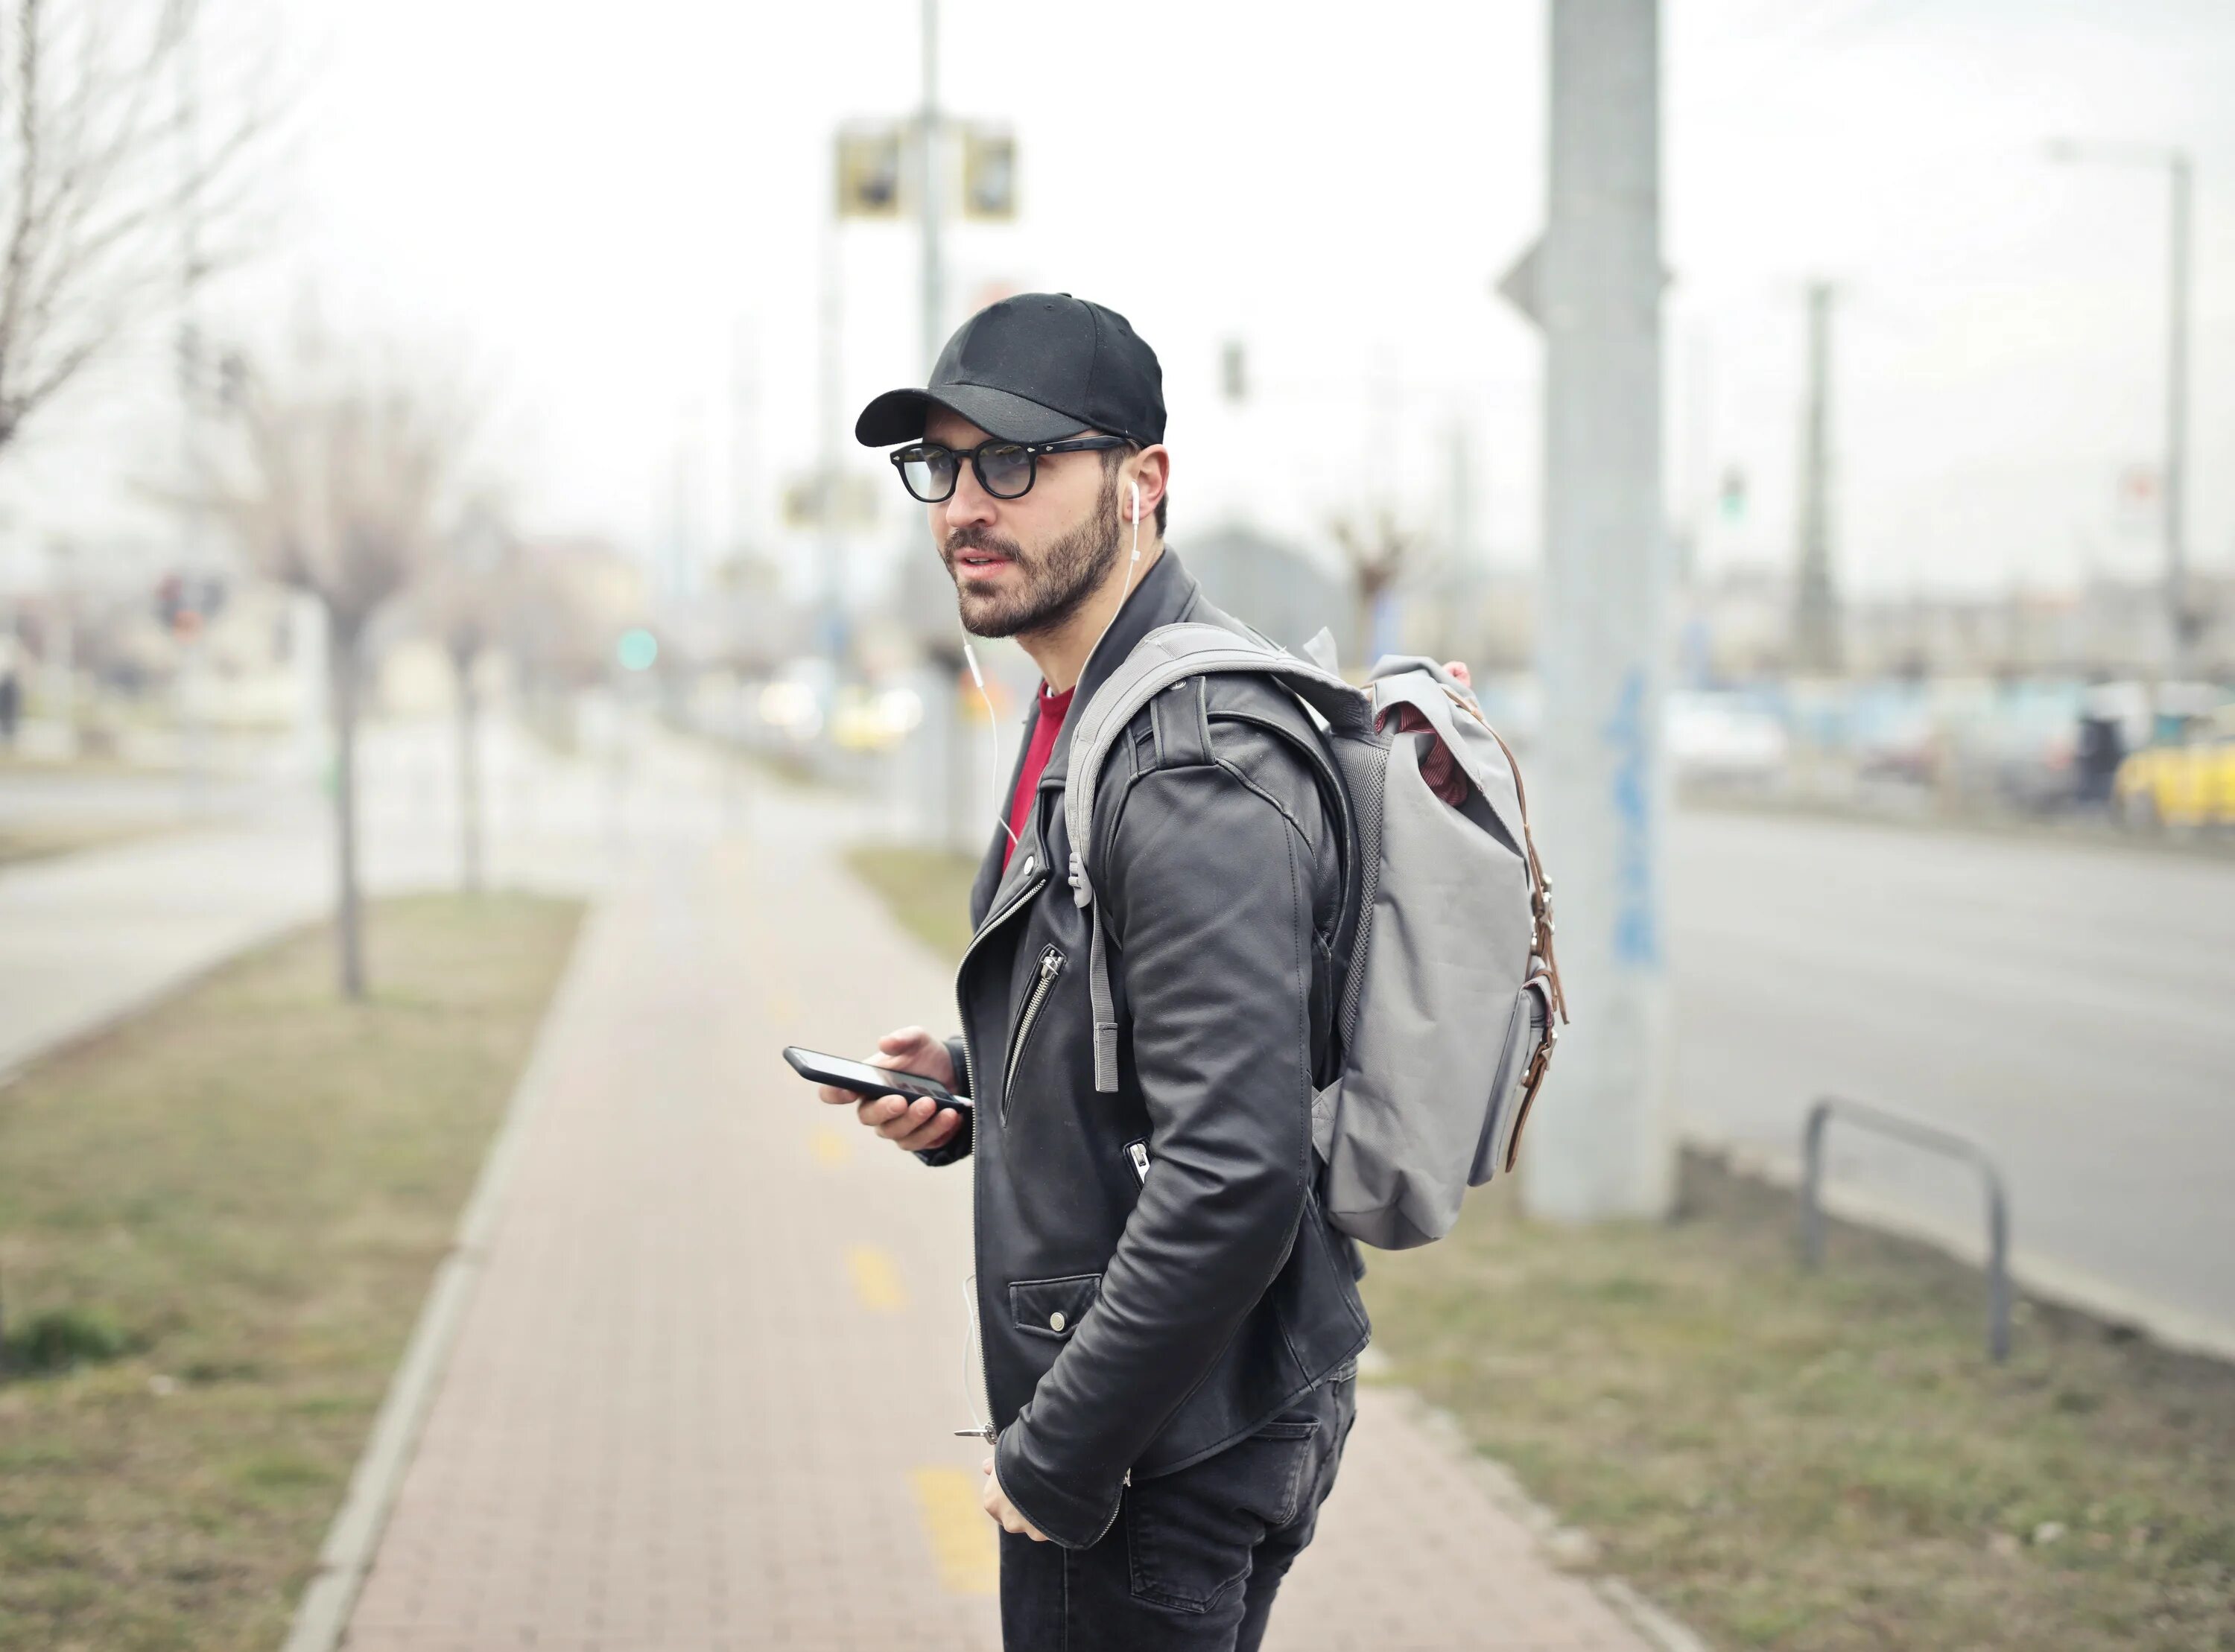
[
  {"xmin": 279, "ymin": 895, "xmax": 610, "ymax": 1652},
  {"xmin": 1690, "ymin": 1130, "xmax": 2235, "ymax": 1367}
]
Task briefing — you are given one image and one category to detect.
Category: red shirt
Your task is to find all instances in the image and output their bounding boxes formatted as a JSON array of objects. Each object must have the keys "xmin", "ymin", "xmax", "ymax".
[{"xmin": 1002, "ymin": 679, "xmax": 1076, "ymax": 869}]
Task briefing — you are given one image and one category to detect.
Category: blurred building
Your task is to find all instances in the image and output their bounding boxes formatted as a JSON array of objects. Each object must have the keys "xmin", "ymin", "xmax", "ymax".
[
  {"xmin": 1681, "ymin": 568, "xmax": 2235, "ymax": 682},
  {"xmin": 1184, "ymin": 525, "xmax": 1345, "ymax": 655}
]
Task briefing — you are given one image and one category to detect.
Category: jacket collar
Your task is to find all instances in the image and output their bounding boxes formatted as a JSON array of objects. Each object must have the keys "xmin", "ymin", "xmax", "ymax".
[
  {"xmin": 965, "ymin": 544, "xmax": 1206, "ymax": 926},
  {"xmin": 1034, "ymin": 542, "xmax": 1203, "ymax": 798}
]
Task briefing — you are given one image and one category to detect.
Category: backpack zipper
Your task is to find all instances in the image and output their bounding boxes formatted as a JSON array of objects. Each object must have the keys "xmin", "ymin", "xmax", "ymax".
[{"xmin": 1001, "ymin": 944, "xmax": 1066, "ymax": 1120}]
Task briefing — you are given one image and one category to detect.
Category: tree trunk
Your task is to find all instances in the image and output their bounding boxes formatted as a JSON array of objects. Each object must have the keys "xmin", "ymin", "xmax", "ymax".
[
  {"xmin": 455, "ymin": 649, "xmax": 482, "ymax": 893},
  {"xmin": 330, "ymin": 623, "xmax": 367, "ymax": 1000}
]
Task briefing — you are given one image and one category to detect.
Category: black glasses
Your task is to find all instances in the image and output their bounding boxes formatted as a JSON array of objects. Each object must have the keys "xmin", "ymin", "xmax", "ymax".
[{"xmin": 890, "ymin": 436, "xmax": 1126, "ymax": 503}]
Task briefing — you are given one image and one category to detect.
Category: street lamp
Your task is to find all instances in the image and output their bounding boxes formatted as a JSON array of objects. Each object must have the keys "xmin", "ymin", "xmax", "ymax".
[{"xmin": 2046, "ymin": 139, "xmax": 2196, "ymax": 675}]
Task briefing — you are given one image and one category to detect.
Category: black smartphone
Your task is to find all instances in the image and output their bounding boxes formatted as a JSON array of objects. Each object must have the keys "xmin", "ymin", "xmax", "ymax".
[{"xmin": 783, "ymin": 1045, "xmax": 970, "ymax": 1109}]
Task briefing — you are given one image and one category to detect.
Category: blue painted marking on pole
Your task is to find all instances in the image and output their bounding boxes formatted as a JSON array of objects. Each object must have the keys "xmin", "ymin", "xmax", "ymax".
[{"xmin": 1602, "ymin": 668, "xmax": 1659, "ymax": 967}]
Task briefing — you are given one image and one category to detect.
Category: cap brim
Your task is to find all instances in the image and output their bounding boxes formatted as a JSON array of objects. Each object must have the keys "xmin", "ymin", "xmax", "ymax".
[{"xmin": 853, "ymin": 382, "xmax": 1088, "ymax": 448}]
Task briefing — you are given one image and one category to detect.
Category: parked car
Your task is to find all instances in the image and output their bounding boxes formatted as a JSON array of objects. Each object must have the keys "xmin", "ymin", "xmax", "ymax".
[{"xmin": 2115, "ymin": 703, "xmax": 2235, "ymax": 827}]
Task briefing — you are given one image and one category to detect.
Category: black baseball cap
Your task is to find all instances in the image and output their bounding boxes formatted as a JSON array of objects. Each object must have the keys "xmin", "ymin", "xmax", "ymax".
[{"xmin": 855, "ymin": 292, "xmax": 1165, "ymax": 449}]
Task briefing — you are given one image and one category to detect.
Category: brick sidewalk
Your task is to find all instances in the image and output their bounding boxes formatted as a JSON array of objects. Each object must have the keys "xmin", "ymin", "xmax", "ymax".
[{"xmin": 343, "ymin": 798, "xmax": 1657, "ymax": 1651}]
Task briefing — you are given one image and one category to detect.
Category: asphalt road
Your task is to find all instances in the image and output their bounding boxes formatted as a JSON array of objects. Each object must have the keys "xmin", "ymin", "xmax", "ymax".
[{"xmin": 1670, "ymin": 807, "xmax": 2235, "ymax": 1351}]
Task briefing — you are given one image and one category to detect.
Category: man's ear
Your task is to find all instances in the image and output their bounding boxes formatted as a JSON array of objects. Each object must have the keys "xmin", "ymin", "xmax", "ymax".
[{"xmin": 1129, "ymin": 444, "xmax": 1170, "ymax": 524}]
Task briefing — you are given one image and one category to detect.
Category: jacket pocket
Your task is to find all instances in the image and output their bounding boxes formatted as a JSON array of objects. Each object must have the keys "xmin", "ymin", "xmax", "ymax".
[
  {"xmin": 1001, "ymin": 943, "xmax": 1067, "ymax": 1122},
  {"xmin": 1009, "ymin": 1271, "xmax": 1101, "ymax": 1342}
]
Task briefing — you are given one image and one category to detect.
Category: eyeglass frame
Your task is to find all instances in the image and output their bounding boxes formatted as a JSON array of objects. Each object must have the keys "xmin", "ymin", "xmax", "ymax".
[{"xmin": 888, "ymin": 434, "xmax": 1130, "ymax": 503}]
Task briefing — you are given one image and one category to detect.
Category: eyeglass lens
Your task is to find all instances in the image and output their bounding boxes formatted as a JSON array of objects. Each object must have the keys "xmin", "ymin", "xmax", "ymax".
[
  {"xmin": 899, "ymin": 442, "xmax": 1036, "ymax": 502},
  {"xmin": 900, "ymin": 448, "xmax": 957, "ymax": 501}
]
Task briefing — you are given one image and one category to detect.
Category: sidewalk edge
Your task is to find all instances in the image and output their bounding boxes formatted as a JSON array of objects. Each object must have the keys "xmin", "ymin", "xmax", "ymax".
[
  {"xmin": 1364, "ymin": 1368, "xmax": 1714, "ymax": 1651},
  {"xmin": 279, "ymin": 894, "xmax": 611, "ymax": 1652}
]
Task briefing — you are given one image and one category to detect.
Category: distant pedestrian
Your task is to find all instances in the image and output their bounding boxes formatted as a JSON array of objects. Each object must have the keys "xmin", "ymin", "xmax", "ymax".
[
  {"xmin": 818, "ymin": 293, "xmax": 1468, "ymax": 1650},
  {"xmin": 0, "ymin": 634, "xmax": 20, "ymax": 746}
]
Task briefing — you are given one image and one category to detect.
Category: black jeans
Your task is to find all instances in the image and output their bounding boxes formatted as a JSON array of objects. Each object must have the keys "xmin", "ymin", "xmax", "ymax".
[{"xmin": 998, "ymin": 1367, "xmax": 1358, "ymax": 1651}]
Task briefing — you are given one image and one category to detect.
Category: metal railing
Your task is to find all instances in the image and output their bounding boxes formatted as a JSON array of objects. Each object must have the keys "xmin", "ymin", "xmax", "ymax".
[{"xmin": 1801, "ymin": 1095, "xmax": 2013, "ymax": 1363}]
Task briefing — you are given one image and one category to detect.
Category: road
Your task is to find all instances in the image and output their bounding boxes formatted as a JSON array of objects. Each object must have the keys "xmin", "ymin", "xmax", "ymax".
[
  {"xmin": 0, "ymin": 716, "xmax": 741, "ymax": 1077},
  {"xmin": 1670, "ymin": 807, "xmax": 2235, "ymax": 1354}
]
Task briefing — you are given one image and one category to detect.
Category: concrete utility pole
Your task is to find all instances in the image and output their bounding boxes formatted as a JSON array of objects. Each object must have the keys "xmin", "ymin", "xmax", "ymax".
[
  {"xmin": 1497, "ymin": 0, "xmax": 1674, "ymax": 1221},
  {"xmin": 1793, "ymin": 282, "xmax": 1842, "ymax": 673},
  {"xmin": 2047, "ymin": 141, "xmax": 2196, "ymax": 675}
]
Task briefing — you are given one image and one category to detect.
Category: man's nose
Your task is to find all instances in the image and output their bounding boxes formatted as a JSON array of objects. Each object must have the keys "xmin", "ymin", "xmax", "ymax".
[{"xmin": 941, "ymin": 464, "xmax": 999, "ymax": 534}]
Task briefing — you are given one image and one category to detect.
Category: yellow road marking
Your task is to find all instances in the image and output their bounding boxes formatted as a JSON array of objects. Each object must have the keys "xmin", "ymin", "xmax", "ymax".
[
  {"xmin": 810, "ymin": 1127, "xmax": 852, "ymax": 1165},
  {"xmin": 910, "ymin": 1466, "xmax": 998, "ymax": 1595},
  {"xmin": 849, "ymin": 1245, "xmax": 905, "ymax": 1312}
]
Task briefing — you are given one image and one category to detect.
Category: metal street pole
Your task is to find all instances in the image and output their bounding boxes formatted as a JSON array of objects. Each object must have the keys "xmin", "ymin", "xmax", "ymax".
[
  {"xmin": 919, "ymin": 0, "xmax": 945, "ymax": 373},
  {"xmin": 1498, "ymin": 0, "xmax": 1674, "ymax": 1221},
  {"xmin": 818, "ymin": 215, "xmax": 847, "ymax": 664},
  {"xmin": 2047, "ymin": 140, "xmax": 2196, "ymax": 676},
  {"xmin": 2167, "ymin": 153, "xmax": 2191, "ymax": 673},
  {"xmin": 919, "ymin": 0, "xmax": 973, "ymax": 850}
]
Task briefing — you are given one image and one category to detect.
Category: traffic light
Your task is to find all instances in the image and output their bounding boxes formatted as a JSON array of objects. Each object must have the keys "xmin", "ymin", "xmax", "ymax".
[
  {"xmin": 155, "ymin": 573, "xmax": 226, "ymax": 638},
  {"xmin": 1718, "ymin": 467, "xmax": 1748, "ymax": 522},
  {"xmin": 960, "ymin": 126, "xmax": 1016, "ymax": 220},
  {"xmin": 1220, "ymin": 340, "xmax": 1247, "ymax": 404},
  {"xmin": 835, "ymin": 124, "xmax": 904, "ymax": 220}
]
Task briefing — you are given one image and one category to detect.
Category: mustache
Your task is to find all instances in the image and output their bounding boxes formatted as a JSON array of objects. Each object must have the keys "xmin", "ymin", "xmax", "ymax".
[{"xmin": 944, "ymin": 526, "xmax": 1024, "ymax": 561}]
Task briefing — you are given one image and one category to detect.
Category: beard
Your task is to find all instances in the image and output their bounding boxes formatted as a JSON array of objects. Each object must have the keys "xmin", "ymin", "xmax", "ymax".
[{"xmin": 944, "ymin": 467, "xmax": 1123, "ymax": 639}]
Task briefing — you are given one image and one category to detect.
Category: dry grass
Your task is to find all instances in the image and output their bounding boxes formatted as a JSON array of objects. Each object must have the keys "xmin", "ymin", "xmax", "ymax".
[
  {"xmin": 1362, "ymin": 1154, "xmax": 2235, "ymax": 1651},
  {"xmin": 0, "ymin": 893, "xmax": 583, "ymax": 1651},
  {"xmin": 0, "ymin": 821, "xmax": 168, "ymax": 868}
]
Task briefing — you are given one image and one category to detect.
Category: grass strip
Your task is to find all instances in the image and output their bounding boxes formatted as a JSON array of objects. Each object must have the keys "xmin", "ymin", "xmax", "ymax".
[
  {"xmin": 844, "ymin": 838, "xmax": 2235, "ymax": 1651},
  {"xmin": 1364, "ymin": 1153, "xmax": 2234, "ymax": 1651},
  {"xmin": 0, "ymin": 822, "xmax": 170, "ymax": 868},
  {"xmin": 0, "ymin": 892, "xmax": 583, "ymax": 1652},
  {"xmin": 843, "ymin": 843, "xmax": 978, "ymax": 963}
]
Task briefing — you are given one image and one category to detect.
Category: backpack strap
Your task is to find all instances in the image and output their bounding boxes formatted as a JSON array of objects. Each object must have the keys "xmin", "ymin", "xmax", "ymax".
[{"xmin": 1063, "ymin": 623, "xmax": 1376, "ymax": 1093}]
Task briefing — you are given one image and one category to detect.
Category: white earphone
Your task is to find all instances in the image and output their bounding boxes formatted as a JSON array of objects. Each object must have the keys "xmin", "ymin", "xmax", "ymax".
[{"xmin": 964, "ymin": 468, "xmax": 1149, "ymax": 854}]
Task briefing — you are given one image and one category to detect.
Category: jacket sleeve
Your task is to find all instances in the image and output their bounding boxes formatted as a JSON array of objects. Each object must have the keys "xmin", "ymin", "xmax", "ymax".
[
  {"xmin": 910, "ymin": 1033, "xmax": 974, "ymax": 1167},
  {"xmin": 995, "ymin": 726, "xmax": 1328, "ymax": 1548}
]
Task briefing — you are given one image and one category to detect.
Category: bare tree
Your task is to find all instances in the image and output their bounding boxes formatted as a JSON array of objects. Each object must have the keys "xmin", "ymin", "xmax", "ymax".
[
  {"xmin": 0, "ymin": 0, "xmax": 273, "ymax": 457},
  {"xmin": 211, "ymin": 331, "xmax": 472, "ymax": 997},
  {"xmin": 1330, "ymin": 507, "xmax": 1416, "ymax": 670},
  {"xmin": 416, "ymin": 494, "xmax": 513, "ymax": 893}
]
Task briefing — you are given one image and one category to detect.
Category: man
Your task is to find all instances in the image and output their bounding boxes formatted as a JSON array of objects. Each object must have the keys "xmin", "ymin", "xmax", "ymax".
[{"xmin": 819, "ymin": 293, "xmax": 1369, "ymax": 1651}]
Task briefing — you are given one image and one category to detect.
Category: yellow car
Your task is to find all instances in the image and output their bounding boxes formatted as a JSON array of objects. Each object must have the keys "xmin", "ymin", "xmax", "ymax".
[{"xmin": 2116, "ymin": 707, "xmax": 2235, "ymax": 827}]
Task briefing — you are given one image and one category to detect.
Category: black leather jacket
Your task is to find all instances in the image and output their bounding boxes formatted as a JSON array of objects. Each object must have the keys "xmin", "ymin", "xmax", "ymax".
[{"xmin": 918, "ymin": 545, "xmax": 1372, "ymax": 1550}]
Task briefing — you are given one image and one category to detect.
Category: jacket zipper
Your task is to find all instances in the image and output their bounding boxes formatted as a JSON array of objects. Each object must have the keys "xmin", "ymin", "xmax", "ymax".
[
  {"xmin": 1125, "ymin": 1138, "xmax": 1150, "ymax": 1183},
  {"xmin": 951, "ymin": 851, "xmax": 1046, "ymax": 1444},
  {"xmin": 1001, "ymin": 944, "xmax": 1067, "ymax": 1121}
]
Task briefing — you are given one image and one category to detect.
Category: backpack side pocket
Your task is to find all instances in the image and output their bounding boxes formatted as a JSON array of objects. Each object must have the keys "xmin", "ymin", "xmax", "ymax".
[{"xmin": 1468, "ymin": 976, "xmax": 1553, "ymax": 1187}]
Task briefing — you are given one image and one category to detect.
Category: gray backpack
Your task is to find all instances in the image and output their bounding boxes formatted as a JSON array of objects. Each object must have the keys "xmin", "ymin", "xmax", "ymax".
[{"xmin": 1062, "ymin": 619, "xmax": 1569, "ymax": 1250}]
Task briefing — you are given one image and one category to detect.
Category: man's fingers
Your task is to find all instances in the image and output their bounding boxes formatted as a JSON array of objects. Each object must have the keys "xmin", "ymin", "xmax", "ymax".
[
  {"xmin": 854, "ymin": 1093, "xmax": 901, "ymax": 1130},
  {"xmin": 894, "ymin": 1108, "xmax": 960, "ymax": 1152},
  {"xmin": 872, "ymin": 1095, "xmax": 939, "ymax": 1140}
]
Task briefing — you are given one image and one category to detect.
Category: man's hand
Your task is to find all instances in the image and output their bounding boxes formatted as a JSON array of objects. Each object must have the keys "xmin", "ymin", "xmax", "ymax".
[
  {"xmin": 983, "ymin": 1455, "xmax": 1050, "ymax": 1542},
  {"xmin": 816, "ymin": 1025, "xmax": 966, "ymax": 1154}
]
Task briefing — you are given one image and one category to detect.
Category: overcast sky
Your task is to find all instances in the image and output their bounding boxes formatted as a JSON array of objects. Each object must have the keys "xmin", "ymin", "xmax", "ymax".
[{"xmin": 5, "ymin": 0, "xmax": 2231, "ymax": 606}]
